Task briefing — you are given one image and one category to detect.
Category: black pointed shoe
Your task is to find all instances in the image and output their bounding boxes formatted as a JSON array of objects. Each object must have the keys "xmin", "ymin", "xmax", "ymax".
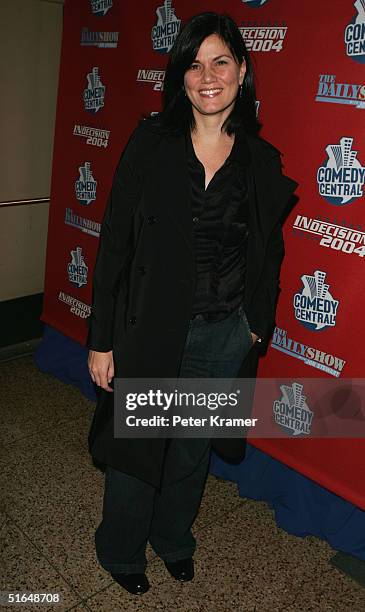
[
  {"xmin": 164, "ymin": 558, "xmax": 194, "ymax": 582},
  {"xmin": 110, "ymin": 572, "xmax": 150, "ymax": 595}
]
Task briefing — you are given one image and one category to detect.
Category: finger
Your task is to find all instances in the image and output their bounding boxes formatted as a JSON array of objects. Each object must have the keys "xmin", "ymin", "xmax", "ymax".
[
  {"xmin": 101, "ymin": 382, "xmax": 113, "ymax": 392},
  {"xmin": 99, "ymin": 370, "xmax": 113, "ymax": 392},
  {"xmin": 107, "ymin": 365, "xmax": 115, "ymax": 383},
  {"xmin": 93, "ymin": 370, "xmax": 102, "ymax": 387}
]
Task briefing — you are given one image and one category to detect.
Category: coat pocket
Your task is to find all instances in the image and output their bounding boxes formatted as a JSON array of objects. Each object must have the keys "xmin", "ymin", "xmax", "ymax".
[{"xmin": 238, "ymin": 306, "xmax": 254, "ymax": 348}]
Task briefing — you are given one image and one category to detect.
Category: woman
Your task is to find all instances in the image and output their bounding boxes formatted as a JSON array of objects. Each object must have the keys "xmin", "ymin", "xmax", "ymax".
[{"xmin": 88, "ymin": 12, "xmax": 297, "ymax": 595}]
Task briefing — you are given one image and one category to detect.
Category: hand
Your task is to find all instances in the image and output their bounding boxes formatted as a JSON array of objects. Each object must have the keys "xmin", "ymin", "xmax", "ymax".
[
  {"xmin": 251, "ymin": 332, "xmax": 259, "ymax": 345},
  {"xmin": 88, "ymin": 350, "xmax": 114, "ymax": 392}
]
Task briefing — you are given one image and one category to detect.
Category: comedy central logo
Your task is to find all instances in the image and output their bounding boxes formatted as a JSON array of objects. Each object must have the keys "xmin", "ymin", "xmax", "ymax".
[
  {"xmin": 273, "ymin": 383, "xmax": 313, "ymax": 437},
  {"xmin": 151, "ymin": 0, "xmax": 181, "ymax": 54},
  {"xmin": 90, "ymin": 0, "xmax": 113, "ymax": 17},
  {"xmin": 242, "ymin": 0, "xmax": 270, "ymax": 6},
  {"xmin": 75, "ymin": 162, "xmax": 97, "ymax": 206},
  {"xmin": 345, "ymin": 0, "xmax": 365, "ymax": 63},
  {"xmin": 83, "ymin": 67, "xmax": 105, "ymax": 114},
  {"xmin": 67, "ymin": 247, "xmax": 88, "ymax": 288},
  {"xmin": 317, "ymin": 137, "xmax": 365, "ymax": 205},
  {"xmin": 293, "ymin": 270, "xmax": 339, "ymax": 331}
]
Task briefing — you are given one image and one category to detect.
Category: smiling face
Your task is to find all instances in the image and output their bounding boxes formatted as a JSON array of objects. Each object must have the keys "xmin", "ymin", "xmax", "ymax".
[{"xmin": 183, "ymin": 33, "xmax": 246, "ymax": 123}]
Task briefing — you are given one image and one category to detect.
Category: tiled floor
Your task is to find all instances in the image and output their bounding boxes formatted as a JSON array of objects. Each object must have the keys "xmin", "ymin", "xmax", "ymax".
[{"xmin": 1, "ymin": 356, "xmax": 364, "ymax": 611}]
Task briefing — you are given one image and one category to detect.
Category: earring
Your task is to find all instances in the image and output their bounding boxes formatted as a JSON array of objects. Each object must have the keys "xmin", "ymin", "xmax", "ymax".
[{"xmin": 238, "ymin": 84, "xmax": 242, "ymax": 98}]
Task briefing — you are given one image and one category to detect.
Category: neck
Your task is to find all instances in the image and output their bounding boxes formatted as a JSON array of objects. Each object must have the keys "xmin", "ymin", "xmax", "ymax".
[{"xmin": 191, "ymin": 107, "xmax": 233, "ymax": 143}]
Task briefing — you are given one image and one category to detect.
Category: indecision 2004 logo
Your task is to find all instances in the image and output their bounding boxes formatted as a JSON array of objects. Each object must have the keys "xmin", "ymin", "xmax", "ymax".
[
  {"xmin": 317, "ymin": 137, "xmax": 365, "ymax": 205},
  {"xmin": 293, "ymin": 270, "xmax": 339, "ymax": 331},
  {"xmin": 151, "ymin": 0, "xmax": 181, "ymax": 54},
  {"xmin": 242, "ymin": 0, "xmax": 270, "ymax": 6},
  {"xmin": 240, "ymin": 21, "xmax": 287, "ymax": 52},
  {"xmin": 345, "ymin": 0, "xmax": 365, "ymax": 63}
]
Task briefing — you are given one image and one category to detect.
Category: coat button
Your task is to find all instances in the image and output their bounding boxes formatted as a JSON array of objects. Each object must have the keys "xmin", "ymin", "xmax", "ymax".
[
  {"xmin": 147, "ymin": 215, "xmax": 158, "ymax": 224},
  {"xmin": 192, "ymin": 216, "xmax": 199, "ymax": 223},
  {"xmin": 138, "ymin": 266, "xmax": 147, "ymax": 274},
  {"xmin": 129, "ymin": 316, "xmax": 137, "ymax": 325}
]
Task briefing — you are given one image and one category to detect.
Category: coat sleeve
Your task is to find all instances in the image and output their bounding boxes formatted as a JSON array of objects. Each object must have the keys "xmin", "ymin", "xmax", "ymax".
[
  {"xmin": 246, "ymin": 218, "xmax": 284, "ymax": 346},
  {"xmin": 246, "ymin": 154, "xmax": 297, "ymax": 349},
  {"xmin": 87, "ymin": 127, "xmax": 143, "ymax": 352}
]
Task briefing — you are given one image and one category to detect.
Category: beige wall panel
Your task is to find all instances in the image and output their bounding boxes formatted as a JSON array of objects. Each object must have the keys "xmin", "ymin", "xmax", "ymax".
[
  {"xmin": 0, "ymin": 0, "xmax": 63, "ymax": 300},
  {"xmin": 0, "ymin": 203, "xmax": 50, "ymax": 301}
]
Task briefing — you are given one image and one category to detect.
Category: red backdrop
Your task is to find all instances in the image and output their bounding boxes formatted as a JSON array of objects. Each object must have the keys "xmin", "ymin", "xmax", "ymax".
[{"xmin": 42, "ymin": 0, "xmax": 365, "ymax": 509}]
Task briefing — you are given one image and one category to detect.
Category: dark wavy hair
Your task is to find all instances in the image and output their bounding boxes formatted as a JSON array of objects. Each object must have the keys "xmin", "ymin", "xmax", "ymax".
[{"xmin": 148, "ymin": 12, "xmax": 260, "ymax": 136}]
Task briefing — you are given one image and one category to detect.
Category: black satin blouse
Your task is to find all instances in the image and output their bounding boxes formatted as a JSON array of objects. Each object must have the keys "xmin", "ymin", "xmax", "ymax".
[{"xmin": 186, "ymin": 130, "xmax": 251, "ymax": 322}]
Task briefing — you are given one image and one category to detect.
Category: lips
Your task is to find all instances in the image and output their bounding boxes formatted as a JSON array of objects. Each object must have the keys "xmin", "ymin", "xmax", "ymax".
[{"xmin": 199, "ymin": 88, "xmax": 223, "ymax": 97}]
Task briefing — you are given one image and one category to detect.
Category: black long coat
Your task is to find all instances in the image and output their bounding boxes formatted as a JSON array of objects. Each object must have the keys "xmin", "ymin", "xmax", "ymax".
[{"xmin": 87, "ymin": 121, "xmax": 298, "ymax": 486}]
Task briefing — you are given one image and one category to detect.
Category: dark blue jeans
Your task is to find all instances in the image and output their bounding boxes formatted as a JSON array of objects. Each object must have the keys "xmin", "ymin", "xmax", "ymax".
[{"xmin": 95, "ymin": 304, "xmax": 253, "ymax": 573}]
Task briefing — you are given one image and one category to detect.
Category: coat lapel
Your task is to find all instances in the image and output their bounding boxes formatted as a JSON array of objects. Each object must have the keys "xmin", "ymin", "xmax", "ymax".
[{"xmin": 152, "ymin": 132, "xmax": 194, "ymax": 259}]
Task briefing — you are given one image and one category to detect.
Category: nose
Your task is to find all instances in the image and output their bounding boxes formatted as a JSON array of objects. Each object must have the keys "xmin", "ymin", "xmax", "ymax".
[{"xmin": 201, "ymin": 65, "xmax": 215, "ymax": 83}]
